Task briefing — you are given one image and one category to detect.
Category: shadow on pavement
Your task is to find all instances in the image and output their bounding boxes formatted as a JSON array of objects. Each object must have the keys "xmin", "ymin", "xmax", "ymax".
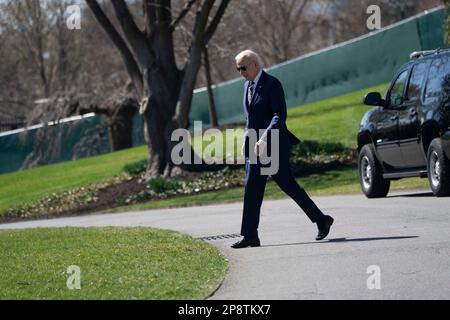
[
  {"xmin": 388, "ymin": 192, "xmax": 434, "ymax": 198},
  {"xmin": 260, "ymin": 236, "xmax": 419, "ymax": 248}
]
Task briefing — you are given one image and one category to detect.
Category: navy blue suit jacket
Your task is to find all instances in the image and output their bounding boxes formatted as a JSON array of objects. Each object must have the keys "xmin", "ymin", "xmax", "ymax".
[{"xmin": 243, "ymin": 71, "xmax": 300, "ymax": 158}]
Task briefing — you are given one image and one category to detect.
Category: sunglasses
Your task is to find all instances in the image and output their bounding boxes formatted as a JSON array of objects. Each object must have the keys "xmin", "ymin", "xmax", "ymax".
[{"xmin": 236, "ymin": 65, "xmax": 247, "ymax": 72}]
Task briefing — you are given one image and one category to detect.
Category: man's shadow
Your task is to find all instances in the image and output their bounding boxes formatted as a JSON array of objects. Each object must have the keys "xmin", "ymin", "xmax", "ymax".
[{"xmin": 260, "ymin": 236, "xmax": 419, "ymax": 248}]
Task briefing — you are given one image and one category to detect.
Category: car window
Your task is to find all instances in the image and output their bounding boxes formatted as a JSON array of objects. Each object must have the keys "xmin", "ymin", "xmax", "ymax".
[
  {"xmin": 389, "ymin": 70, "xmax": 408, "ymax": 107},
  {"xmin": 424, "ymin": 55, "xmax": 450, "ymax": 104},
  {"xmin": 406, "ymin": 61, "xmax": 429, "ymax": 101}
]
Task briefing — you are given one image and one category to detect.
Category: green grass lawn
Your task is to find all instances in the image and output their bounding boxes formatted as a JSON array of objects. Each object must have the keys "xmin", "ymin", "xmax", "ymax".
[
  {"xmin": 0, "ymin": 83, "xmax": 429, "ymax": 301},
  {"xmin": 0, "ymin": 227, "xmax": 227, "ymax": 299},
  {"xmin": 107, "ymin": 165, "xmax": 430, "ymax": 213},
  {"xmin": 1, "ymin": 82, "xmax": 424, "ymax": 216},
  {"xmin": 286, "ymin": 83, "xmax": 389, "ymax": 148},
  {"xmin": 0, "ymin": 146, "xmax": 147, "ymax": 214},
  {"xmin": 190, "ymin": 83, "xmax": 389, "ymax": 159}
]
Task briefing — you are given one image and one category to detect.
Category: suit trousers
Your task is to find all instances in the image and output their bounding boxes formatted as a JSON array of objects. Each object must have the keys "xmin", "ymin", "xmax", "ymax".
[{"xmin": 241, "ymin": 151, "xmax": 325, "ymax": 239}]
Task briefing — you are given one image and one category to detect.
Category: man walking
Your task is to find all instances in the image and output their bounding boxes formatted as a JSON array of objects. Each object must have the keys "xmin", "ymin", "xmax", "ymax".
[{"xmin": 232, "ymin": 50, "xmax": 334, "ymax": 249}]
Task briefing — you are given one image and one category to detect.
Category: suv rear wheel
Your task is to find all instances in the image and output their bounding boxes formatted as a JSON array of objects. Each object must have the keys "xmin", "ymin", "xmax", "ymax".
[
  {"xmin": 358, "ymin": 144, "xmax": 390, "ymax": 198},
  {"xmin": 427, "ymin": 138, "xmax": 450, "ymax": 197}
]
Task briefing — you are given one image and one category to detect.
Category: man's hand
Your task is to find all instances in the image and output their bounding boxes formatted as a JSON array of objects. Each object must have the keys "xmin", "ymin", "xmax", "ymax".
[{"xmin": 254, "ymin": 139, "xmax": 267, "ymax": 156}]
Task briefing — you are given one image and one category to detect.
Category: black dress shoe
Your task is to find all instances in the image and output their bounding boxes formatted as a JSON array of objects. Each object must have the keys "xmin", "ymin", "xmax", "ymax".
[
  {"xmin": 231, "ymin": 237, "xmax": 261, "ymax": 249},
  {"xmin": 316, "ymin": 215, "xmax": 334, "ymax": 241}
]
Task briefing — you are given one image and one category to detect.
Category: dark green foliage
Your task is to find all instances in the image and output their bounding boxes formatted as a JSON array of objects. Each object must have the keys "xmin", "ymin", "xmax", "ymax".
[
  {"xmin": 123, "ymin": 159, "xmax": 147, "ymax": 176},
  {"xmin": 290, "ymin": 140, "xmax": 348, "ymax": 158},
  {"xmin": 147, "ymin": 176, "xmax": 181, "ymax": 194}
]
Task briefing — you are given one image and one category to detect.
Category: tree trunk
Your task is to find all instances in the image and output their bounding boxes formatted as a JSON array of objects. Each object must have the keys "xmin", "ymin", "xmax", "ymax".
[
  {"xmin": 141, "ymin": 41, "xmax": 226, "ymax": 178},
  {"xmin": 141, "ymin": 99, "xmax": 169, "ymax": 178},
  {"xmin": 108, "ymin": 103, "xmax": 136, "ymax": 151},
  {"xmin": 86, "ymin": 0, "xmax": 231, "ymax": 179},
  {"xmin": 141, "ymin": 81, "xmax": 225, "ymax": 179},
  {"xmin": 140, "ymin": 67, "xmax": 179, "ymax": 178},
  {"xmin": 203, "ymin": 46, "xmax": 218, "ymax": 127}
]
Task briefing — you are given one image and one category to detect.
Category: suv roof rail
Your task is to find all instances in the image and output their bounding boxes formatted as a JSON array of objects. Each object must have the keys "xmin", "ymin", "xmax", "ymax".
[{"xmin": 409, "ymin": 48, "xmax": 450, "ymax": 60}]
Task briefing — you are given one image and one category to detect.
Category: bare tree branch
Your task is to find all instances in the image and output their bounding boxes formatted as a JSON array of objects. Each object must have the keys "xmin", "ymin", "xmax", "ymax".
[
  {"xmin": 170, "ymin": 0, "xmax": 198, "ymax": 32},
  {"xmin": 191, "ymin": 0, "xmax": 214, "ymax": 44},
  {"xmin": 85, "ymin": 0, "xmax": 143, "ymax": 97},
  {"xmin": 204, "ymin": 0, "xmax": 230, "ymax": 45},
  {"xmin": 110, "ymin": 0, "xmax": 154, "ymax": 67},
  {"xmin": 143, "ymin": 0, "xmax": 156, "ymax": 39}
]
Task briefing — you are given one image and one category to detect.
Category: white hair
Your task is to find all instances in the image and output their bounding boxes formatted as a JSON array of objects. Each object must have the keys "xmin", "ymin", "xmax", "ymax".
[{"xmin": 235, "ymin": 50, "xmax": 263, "ymax": 67}]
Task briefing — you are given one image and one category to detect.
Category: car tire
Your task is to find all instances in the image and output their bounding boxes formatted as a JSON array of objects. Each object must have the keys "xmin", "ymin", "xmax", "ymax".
[
  {"xmin": 427, "ymin": 138, "xmax": 450, "ymax": 197},
  {"xmin": 358, "ymin": 144, "xmax": 390, "ymax": 198}
]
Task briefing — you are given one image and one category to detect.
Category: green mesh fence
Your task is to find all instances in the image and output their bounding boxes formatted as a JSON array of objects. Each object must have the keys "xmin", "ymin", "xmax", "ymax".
[
  {"xmin": 189, "ymin": 7, "xmax": 445, "ymax": 127},
  {"xmin": 0, "ymin": 115, "xmax": 107, "ymax": 174},
  {"xmin": 0, "ymin": 7, "xmax": 445, "ymax": 175}
]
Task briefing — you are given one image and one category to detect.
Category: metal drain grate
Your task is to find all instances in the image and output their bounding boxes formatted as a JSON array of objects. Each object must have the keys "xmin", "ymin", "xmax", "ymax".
[{"xmin": 198, "ymin": 233, "xmax": 241, "ymax": 241}]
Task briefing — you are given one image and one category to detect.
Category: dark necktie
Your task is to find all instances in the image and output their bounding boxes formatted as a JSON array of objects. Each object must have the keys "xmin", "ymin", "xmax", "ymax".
[{"xmin": 247, "ymin": 81, "xmax": 255, "ymax": 105}]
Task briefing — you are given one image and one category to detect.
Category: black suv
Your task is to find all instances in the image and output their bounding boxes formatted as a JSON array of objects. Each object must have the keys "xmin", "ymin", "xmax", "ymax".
[{"xmin": 358, "ymin": 48, "xmax": 450, "ymax": 198}]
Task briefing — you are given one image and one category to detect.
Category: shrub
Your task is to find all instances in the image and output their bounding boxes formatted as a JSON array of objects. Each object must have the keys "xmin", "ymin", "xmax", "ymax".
[
  {"xmin": 290, "ymin": 140, "xmax": 348, "ymax": 158},
  {"xmin": 123, "ymin": 159, "xmax": 147, "ymax": 176},
  {"xmin": 147, "ymin": 176, "xmax": 181, "ymax": 194}
]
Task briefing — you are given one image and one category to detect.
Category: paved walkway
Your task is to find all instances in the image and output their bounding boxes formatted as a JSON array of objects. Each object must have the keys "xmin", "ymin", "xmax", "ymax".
[{"xmin": 1, "ymin": 190, "xmax": 449, "ymax": 299}]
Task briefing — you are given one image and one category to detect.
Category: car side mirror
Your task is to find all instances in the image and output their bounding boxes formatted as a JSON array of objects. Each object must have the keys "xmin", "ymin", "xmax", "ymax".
[{"xmin": 363, "ymin": 92, "xmax": 385, "ymax": 106}]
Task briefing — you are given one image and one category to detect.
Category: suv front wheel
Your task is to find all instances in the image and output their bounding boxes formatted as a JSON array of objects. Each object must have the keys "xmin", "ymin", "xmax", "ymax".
[
  {"xmin": 427, "ymin": 138, "xmax": 450, "ymax": 197},
  {"xmin": 358, "ymin": 144, "xmax": 390, "ymax": 198}
]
